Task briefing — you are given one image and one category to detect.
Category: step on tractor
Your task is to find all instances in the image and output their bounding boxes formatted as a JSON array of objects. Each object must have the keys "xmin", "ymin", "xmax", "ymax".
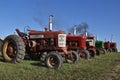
[
  {"xmin": 2, "ymin": 15, "xmax": 79, "ymax": 69},
  {"xmin": 104, "ymin": 41, "xmax": 112, "ymax": 53},
  {"xmin": 66, "ymin": 27, "xmax": 89, "ymax": 60},
  {"xmin": 86, "ymin": 36, "xmax": 100, "ymax": 57},
  {"xmin": 110, "ymin": 42, "xmax": 118, "ymax": 52},
  {"xmin": 95, "ymin": 40, "xmax": 107, "ymax": 54}
]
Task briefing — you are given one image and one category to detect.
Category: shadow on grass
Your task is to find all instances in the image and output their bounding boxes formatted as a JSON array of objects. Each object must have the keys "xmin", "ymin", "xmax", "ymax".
[
  {"xmin": 114, "ymin": 60, "xmax": 120, "ymax": 62},
  {"xmin": 24, "ymin": 55, "xmax": 47, "ymax": 68},
  {"xmin": 30, "ymin": 62, "xmax": 47, "ymax": 68},
  {"xmin": 0, "ymin": 54, "xmax": 47, "ymax": 68}
]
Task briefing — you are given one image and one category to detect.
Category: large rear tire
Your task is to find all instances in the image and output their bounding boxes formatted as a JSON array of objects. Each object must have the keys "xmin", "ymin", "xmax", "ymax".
[
  {"xmin": 79, "ymin": 50, "xmax": 89, "ymax": 59},
  {"xmin": 2, "ymin": 35, "xmax": 25, "ymax": 63},
  {"xmin": 66, "ymin": 51, "xmax": 79, "ymax": 63},
  {"xmin": 87, "ymin": 48, "xmax": 96, "ymax": 58},
  {"xmin": 45, "ymin": 52, "xmax": 63, "ymax": 69}
]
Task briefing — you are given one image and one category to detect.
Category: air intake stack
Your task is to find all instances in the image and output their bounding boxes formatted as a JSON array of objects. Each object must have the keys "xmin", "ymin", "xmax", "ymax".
[
  {"xmin": 85, "ymin": 31, "xmax": 88, "ymax": 36},
  {"xmin": 73, "ymin": 25, "xmax": 77, "ymax": 36},
  {"xmin": 49, "ymin": 15, "xmax": 53, "ymax": 31}
]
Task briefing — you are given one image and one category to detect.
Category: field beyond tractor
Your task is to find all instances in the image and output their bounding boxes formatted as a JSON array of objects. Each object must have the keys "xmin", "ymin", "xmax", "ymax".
[{"xmin": 0, "ymin": 52, "xmax": 120, "ymax": 80}]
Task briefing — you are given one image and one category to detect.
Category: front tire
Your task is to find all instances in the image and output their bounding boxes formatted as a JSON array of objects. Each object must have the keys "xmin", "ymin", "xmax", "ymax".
[
  {"xmin": 112, "ymin": 48, "xmax": 118, "ymax": 52},
  {"xmin": 45, "ymin": 52, "xmax": 63, "ymax": 69},
  {"xmin": 100, "ymin": 49, "xmax": 107, "ymax": 55},
  {"xmin": 96, "ymin": 48, "xmax": 100, "ymax": 56},
  {"xmin": 79, "ymin": 50, "xmax": 89, "ymax": 59},
  {"xmin": 106, "ymin": 48, "xmax": 112, "ymax": 53},
  {"xmin": 66, "ymin": 51, "xmax": 79, "ymax": 63},
  {"xmin": 2, "ymin": 35, "xmax": 25, "ymax": 63},
  {"xmin": 87, "ymin": 48, "xmax": 96, "ymax": 58}
]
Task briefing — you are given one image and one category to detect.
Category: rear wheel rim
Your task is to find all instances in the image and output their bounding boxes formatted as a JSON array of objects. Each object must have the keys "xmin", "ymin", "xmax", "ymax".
[
  {"xmin": 3, "ymin": 40, "xmax": 17, "ymax": 61},
  {"xmin": 48, "ymin": 56, "xmax": 58, "ymax": 68},
  {"xmin": 80, "ymin": 52, "xmax": 86, "ymax": 59}
]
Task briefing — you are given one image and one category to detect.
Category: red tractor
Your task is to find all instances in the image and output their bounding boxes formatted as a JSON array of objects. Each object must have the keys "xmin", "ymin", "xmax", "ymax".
[
  {"xmin": 86, "ymin": 36, "xmax": 100, "ymax": 57},
  {"xmin": 2, "ymin": 15, "xmax": 79, "ymax": 69},
  {"xmin": 67, "ymin": 34, "xmax": 89, "ymax": 59},
  {"xmin": 104, "ymin": 41, "xmax": 112, "ymax": 53},
  {"xmin": 110, "ymin": 42, "xmax": 118, "ymax": 52}
]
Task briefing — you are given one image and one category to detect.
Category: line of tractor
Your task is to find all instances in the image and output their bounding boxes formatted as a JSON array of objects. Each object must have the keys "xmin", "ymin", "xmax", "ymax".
[{"xmin": 0, "ymin": 15, "xmax": 118, "ymax": 69}]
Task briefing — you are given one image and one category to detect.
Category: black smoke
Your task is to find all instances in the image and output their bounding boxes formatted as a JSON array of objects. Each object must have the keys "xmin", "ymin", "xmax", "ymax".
[{"xmin": 69, "ymin": 22, "xmax": 91, "ymax": 36}]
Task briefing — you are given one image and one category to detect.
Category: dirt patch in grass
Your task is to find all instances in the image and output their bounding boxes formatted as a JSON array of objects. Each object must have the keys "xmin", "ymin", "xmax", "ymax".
[{"xmin": 107, "ymin": 65, "xmax": 120, "ymax": 80}]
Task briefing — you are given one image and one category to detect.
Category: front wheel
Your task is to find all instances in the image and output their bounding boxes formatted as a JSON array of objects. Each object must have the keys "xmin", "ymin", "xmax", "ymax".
[
  {"xmin": 45, "ymin": 52, "xmax": 63, "ymax": 69},
  {"xmin": 2, "ymin": 35, "xmax": 25, "ymax": 63},
  {"xmin": 96, "ymin": 48, "xmax": 100, "ymax": 56},
  {"xmin": 112, "ymin": 48, "xmax": 118, "ymax": 52},
  {"xmin": 79, "ymin": 50, "xmax": 89, "ymax": 59},
  {"xmin": 106, "ymin": 48, "xmax": 112, "ymax": 53},
  {"xmin": 66, "ymin": 51, "xmax": 79, "ymax": 63},
  {"xmin": 100, "ymin": 49, "xmax": 107, "ymax": 55},
  {"xmin": 87, "ymin": 48, "xmax": 96, "ymax": 58}
]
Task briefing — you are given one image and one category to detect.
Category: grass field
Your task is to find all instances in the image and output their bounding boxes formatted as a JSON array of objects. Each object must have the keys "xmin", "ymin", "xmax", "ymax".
[{"xmin": 0, "ymin": 52, "xmax": 120, "ymax": 80}]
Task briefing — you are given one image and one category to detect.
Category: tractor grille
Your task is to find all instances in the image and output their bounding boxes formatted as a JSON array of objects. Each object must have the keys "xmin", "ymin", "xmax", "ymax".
[{"xmin": 58, "ymin": 34, "xmax": 66, "ymax": 47}]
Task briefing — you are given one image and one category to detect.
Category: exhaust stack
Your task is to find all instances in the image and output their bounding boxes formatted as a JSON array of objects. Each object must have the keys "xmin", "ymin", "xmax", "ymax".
[
  {"xmin": 73, "ymin": 25, "xmax": 77, "ymax": 35},
  {"xmin": 85, "ymin": 31, "xmax": 88, "ymax": 36},
  {"xmin": 49, "ymin": 15, "xmax": 53, "ymax": 31}
]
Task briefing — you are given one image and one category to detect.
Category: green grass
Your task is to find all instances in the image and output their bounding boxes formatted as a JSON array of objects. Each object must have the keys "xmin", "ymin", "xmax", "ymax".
[{"xmin": 0, "ymin": 53, "xmax": 120, "ymax": 80}]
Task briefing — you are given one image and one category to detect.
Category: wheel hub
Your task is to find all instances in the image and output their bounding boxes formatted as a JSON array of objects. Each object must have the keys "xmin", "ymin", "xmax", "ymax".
[{"xmin": 8, "ymin": 45, "xmax": 14, "ymax": 55}]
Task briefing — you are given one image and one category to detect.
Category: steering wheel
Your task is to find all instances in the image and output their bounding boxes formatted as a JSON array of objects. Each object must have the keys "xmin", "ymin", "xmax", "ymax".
[{"xmin": 24, "ymin": 26, "xmax": 31, "ymax": 35}]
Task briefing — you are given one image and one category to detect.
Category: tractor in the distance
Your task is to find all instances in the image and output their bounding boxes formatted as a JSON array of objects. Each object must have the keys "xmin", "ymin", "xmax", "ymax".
[
  {"xmin": 110, "ymin": 42, "xmax": 118, "ymax": 52},
  {"xmin": 104, "ymin": 41, "xmax": 112, "ymax": 53},
  {"xmin": 95, "ymin": 40, "xmax": 107, "ymax": 54},
  {"xmin": 86, "ymin": 36, "xmax": 100, "ymax": 57},
  {"xmin": 2, "ymin": 15, "xmax": 79, "ymax": 69}
]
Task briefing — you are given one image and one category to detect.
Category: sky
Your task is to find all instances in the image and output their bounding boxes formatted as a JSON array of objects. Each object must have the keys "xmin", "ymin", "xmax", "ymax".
[{"xmin": 0, "ymin": 0, "xmax": 120, "ymax": 50}]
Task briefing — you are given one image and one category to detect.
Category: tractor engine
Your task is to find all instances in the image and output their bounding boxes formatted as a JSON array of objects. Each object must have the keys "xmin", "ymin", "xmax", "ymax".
[
  {"xmin": 67, "ymin": 35, "xmax": 87, "ymax": 50},
  {"xmin": 95, "ymin": 41, "xmax": 105, "ymax": 49},
  {"xmin": 104, "ymin": 41, "xmax": 112, "ymax": 53},
  {"xmin": 27, "ymin": 30, "xmax": 66, "ymax": 53},
  {"xmin": 110, "ymin": 42, "xmax": 117, "ymax": 49},
  {"xmin": 86, "ymin": 36, "xmax": 96, "ymax": 47},
  {"xmin": 104, "ymin": 41, "xmax": 111, "ymax": 49}
]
